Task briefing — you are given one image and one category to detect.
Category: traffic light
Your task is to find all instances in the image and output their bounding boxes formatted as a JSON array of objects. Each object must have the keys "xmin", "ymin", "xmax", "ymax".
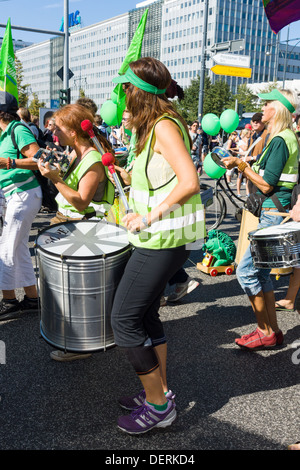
[{"xmin": 59, "ymin": 88, "xmax": 71, "ymax": 107}]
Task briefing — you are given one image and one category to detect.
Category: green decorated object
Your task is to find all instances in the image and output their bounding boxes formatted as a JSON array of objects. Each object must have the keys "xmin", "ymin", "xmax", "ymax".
[
  {"xmin": 220, "ymin": 109, "xmax": 239, "ymax": 133},
  {"xmin": 202, "ymin": 230, "xmax": 236, "ymax": 266},
  {"xmin": 201, "ymin": 113, "xmax": 221, "ymax": 136},
  {"xmin": 203, "ymin": 147, "xmax": 228, "ymax": 179}
]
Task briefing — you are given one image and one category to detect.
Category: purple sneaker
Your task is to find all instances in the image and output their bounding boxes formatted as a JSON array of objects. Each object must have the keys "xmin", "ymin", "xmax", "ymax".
[
  {"xmin": 118, "ymin": 389, "xmax": 175, "ymax": 411},
  {"xmin": 117, "ymin": 400, "xmax": 177, "ymax": 435}
]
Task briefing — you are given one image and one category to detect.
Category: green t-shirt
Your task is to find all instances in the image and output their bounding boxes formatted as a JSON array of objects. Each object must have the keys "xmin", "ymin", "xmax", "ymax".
[
  {"xmin": 0, "ymin": 120, "xmax": 40, "ymax": 196},
  {"xmin": 257, "ymin": 136, "xmax": 292, "ymax": 208}
]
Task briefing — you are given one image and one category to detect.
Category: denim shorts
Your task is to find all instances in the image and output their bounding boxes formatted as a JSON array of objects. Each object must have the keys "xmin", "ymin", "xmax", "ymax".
[{"xmin": 236, "ymin": 210, "xmax": 286, "ymax": 297}]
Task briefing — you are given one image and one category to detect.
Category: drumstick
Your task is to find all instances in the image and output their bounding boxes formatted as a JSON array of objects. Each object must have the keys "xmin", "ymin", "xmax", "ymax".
[
  {"xmin": 267, "ymin": 211, "xmax": 291, "ymax": 223},
  {"xmin": 81, "ymin": 119, "xmax": 105, "ymax": 155},
  {"xmin": 267, "ymin": 211, "xmax": 289, "ymax": 217},
  {"xmin": 102, "ymin": 153, "xmax": 132, "ymax": 214},
  {"xmin": 81, "ymin": 119, "xmax": 132, "ymax": 215}
]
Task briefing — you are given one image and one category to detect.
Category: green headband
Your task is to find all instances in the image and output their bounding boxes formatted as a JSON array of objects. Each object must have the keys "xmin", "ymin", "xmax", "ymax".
[
  {"xmin": 112, "ymin": 67, "xmax": 167, "ymax": 95},
  {"xmin": 258, "ymin": 89, "xmax": 295, "ymax": 113}
]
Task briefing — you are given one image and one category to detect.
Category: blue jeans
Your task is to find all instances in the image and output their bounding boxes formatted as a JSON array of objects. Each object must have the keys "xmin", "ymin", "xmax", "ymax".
[{"xmin": 236, "ymin": 210, "xmax": 285, "ymax": 297}]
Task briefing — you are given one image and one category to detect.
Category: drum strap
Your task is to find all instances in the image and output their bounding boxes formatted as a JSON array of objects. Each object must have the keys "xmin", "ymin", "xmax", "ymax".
[{"xmin": 246, "ymin": 193, "xmax": 287, "ymax": 218}]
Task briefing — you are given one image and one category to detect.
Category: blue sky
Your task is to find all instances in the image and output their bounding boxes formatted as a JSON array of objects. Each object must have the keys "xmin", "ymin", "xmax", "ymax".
[
  {"xmin": 0, "ymin": 0, "xmax": 139, "ymax": 42},
  {"xmin": 0, "ymin": 0, "xmax": 299, "ymax": 46}
]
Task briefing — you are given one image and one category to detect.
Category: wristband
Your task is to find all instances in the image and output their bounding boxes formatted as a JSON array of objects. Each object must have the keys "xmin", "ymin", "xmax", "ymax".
[
  {"xmin": 238, "ymin": 161, "xmax": 248, "ymax": 173},
  {"xmin": 11, "ymin": 159, "xmax": 16, "ymax": 169},
  {"xmin": 6, "ymin": 158, "xmax": 11, "ymax": 170},
  {"xmin": 142, "ymin": 216, "xmax": 151, "ymax": 228}
]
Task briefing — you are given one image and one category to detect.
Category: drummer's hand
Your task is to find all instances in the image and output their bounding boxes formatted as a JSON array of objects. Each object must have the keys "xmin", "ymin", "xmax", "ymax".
[
  {"xmin": 290, "ymin": 195, "xmax": 300, "ymax": 222},
  {"xmin": 122, "ymin": 212, "xmax": 146, "ymax": 233},
  {"xmin": 38, "ymin": 159, "xmax": 61, "ymax": 181},
  {"xmin": 114, "ymin": 165, "xmax": 131, "ymax": 186},
  {"xmin": 222, "ymin": 156, "xmax": 239, "ymax": 169}
]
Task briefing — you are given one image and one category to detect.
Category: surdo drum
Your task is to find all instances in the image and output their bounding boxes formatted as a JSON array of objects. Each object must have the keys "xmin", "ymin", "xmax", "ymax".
[
  {"xmin": 36, "ymin": 220, "xmax": 131, "ymax": 352},
  {"xmin": 249, "ymin": 221, "xmax": 300, "ymax": 269}
]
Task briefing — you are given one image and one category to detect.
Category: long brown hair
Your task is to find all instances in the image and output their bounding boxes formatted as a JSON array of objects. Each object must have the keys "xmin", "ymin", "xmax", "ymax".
[{"xmin": 125, "ymin": 57, "xmax": 191, "ymax": 156}]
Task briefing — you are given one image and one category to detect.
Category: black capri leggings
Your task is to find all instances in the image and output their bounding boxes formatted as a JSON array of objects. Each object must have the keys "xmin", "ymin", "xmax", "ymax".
[{"xmin": 110, "ymin": 245, "xmax": 190, "ymax": 348}]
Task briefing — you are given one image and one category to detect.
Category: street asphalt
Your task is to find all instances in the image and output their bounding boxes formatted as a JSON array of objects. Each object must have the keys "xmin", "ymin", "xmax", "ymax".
[{"xmin": 0, "ymin": 175, "xmax": 300, "ymax": 457}]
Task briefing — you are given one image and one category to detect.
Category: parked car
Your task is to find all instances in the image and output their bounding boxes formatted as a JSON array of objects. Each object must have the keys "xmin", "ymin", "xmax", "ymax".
[{"xmin": 237, "ymin": 112, "xmax": 255, "ymax": 130}]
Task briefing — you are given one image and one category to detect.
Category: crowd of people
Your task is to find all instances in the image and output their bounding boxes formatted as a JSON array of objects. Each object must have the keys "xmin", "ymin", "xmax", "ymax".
[
  {"xmin": 187, "ymin": 120, "xmax": 221, "ymax": 174},
  {"xmin": 0, "ymin": 58, "xmax": 300, "ymax": 444}
]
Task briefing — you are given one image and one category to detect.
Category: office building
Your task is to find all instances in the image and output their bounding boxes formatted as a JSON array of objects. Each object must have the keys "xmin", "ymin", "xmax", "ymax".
[{"xmin": 16, "ymin": 0, "xmax": 300, "ymax": 110}]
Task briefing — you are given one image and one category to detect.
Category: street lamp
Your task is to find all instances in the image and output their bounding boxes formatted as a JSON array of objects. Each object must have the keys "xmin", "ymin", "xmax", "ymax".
[{"xmin": 198, "ymin": 0, "xmax": 209, "ymax": 121}]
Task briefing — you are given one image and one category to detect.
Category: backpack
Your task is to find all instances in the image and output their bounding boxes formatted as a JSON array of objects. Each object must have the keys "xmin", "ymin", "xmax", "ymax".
[
  {"xmin": 27, "ymin": 122, "xmax": 47, "ymax": 148},
  {"xmin": 10, "ymin": 122, "xmax": 58, "ymax": 211}
]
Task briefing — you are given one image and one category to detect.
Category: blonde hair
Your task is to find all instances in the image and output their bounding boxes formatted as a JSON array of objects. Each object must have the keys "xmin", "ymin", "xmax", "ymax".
[
  {"xmin": 268, "ymin": 89, "xmax": 298, "ymax": 140},
  {"xmin": 240, "ymin": 129, "xmax": 251, "ymax": 139}
]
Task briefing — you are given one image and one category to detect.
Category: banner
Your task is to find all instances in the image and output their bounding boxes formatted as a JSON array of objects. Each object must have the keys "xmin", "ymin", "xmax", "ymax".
[
  {"xmin": 0, "ymin": 18, "xmax": 18, "ymax": 102},
  {"xmin": 262, "ymin": 0, "xmax": 300, "ymax": 33}
]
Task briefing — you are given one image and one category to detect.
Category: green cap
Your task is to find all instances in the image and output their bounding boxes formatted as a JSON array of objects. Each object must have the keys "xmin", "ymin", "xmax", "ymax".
[
  {"xmin": 258, "ymin": 89, "xmax": 295, "ymax": 113},
  {"xmin": 112, "ymin": 67, "xmax": 166, "ymax": 95}
]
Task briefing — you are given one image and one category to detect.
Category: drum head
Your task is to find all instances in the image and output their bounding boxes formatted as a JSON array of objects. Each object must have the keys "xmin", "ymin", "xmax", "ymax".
[
  {"xmin": 36, "ymin": 220, "xmax": 130, "ymax": 259},
  {"xmin": 249, "ymin": 221, "xmax": 300, "ymax": 239}
]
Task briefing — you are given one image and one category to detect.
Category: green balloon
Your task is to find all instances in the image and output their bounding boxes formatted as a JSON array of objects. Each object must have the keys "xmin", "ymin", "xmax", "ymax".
[
  {"xmin": 100, "ymin": 98, "xmax": 126, "ymax": 127},
  {"xmin": 100, "ymin": 100, "xmax": 119, "ymax": 126},
  {"xmin": 220, "ymin": 109, "xmax": 239, "ymax": 133},
  {"xmin": 201, "ymin": 113, "xmax": 221, "ymax": 136}
]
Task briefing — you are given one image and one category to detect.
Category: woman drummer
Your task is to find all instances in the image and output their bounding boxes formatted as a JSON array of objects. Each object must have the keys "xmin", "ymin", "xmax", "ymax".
[
  {"xmin": 38, "ymin": 104, "xmax": 115, "ymax": 224},
  {"xmin": 109, "ymin": 57, "xmax": 205, "ymax": 434},
  {"xmin": 223, "ymin": 89, "xmax": 299, "ymax": 350}
]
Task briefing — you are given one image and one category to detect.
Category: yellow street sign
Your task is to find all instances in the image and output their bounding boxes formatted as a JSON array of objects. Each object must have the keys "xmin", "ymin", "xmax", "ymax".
[{"xmin": 211, "ymin": 64, "xmax": 252, "ymax": 78}]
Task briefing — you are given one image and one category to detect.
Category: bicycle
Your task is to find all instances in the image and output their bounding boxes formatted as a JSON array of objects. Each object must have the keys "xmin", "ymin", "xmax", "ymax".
[{"xmin": 200, "ymin": 173, "xmax": 246, "ymax": 231}]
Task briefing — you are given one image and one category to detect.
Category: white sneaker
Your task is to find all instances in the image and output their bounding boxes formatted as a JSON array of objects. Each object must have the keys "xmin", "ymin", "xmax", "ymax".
[
  {"xmin": 167, "ymin": 277, "xmax": 199, "ymax": 302},
  {"xmin": 50, "ymin": 350, "xmax": 92, "ymax": 362}
]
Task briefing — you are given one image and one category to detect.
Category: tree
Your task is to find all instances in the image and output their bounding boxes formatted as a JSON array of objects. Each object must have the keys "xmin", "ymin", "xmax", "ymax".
[
  {"xmin": 175, "ymin": 75, "xmax": 233, "ymax": 124},
  {"xmin": 203, "ymin": 77, "xmax": 232, "ymax": 116},
  {"xmin": 15, "ymin": 56, "xmax": 30, "ymax": 107},
  {"xmin": 230, "ymin": 83, "xmax": 260, "ymax": 112},
  {"xmin": 175, "ymin": 76, "xmax": 200, "ymax": 123},
  {"xmin": 29, "ymin": 92, "xmax": 46, "ymax": 116}
]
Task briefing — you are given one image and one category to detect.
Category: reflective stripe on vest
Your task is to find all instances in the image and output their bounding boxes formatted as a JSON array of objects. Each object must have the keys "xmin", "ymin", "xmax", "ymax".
[
  {"xmin": 258, "ymin": 169, "xmax": 298, "ymax": 182},
  {"xmin": 127, "ymin": 115, "xmax": 206, "ymax": 249},
  {"xmin": 253, "ymin": 128, "xmax": 299, "ymax": 190}
]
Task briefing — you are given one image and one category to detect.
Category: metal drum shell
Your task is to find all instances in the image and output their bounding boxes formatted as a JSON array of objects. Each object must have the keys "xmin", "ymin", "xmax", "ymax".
[
  {"xmin": 36, "ymin": 220, "xmax": 131, "ymax": 352},
  {"xmin": 249, "ymin": 225, "xmax": 300, "ymax": 268}
]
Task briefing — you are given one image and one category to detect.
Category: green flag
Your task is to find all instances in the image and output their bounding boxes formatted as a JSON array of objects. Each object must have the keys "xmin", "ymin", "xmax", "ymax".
[
  {"xmin": 113, "ymin": 8, "xmax": 148, "ymax": 106},
  {"xmin": 0, "ymin": 18, "xmax": 18, "ymax": 102}
]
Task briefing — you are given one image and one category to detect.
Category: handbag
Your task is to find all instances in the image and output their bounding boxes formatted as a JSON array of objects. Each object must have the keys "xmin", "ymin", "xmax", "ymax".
[{"xmin": 245, "ymin": 192, "xmax": 287, "ymax": 218}]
